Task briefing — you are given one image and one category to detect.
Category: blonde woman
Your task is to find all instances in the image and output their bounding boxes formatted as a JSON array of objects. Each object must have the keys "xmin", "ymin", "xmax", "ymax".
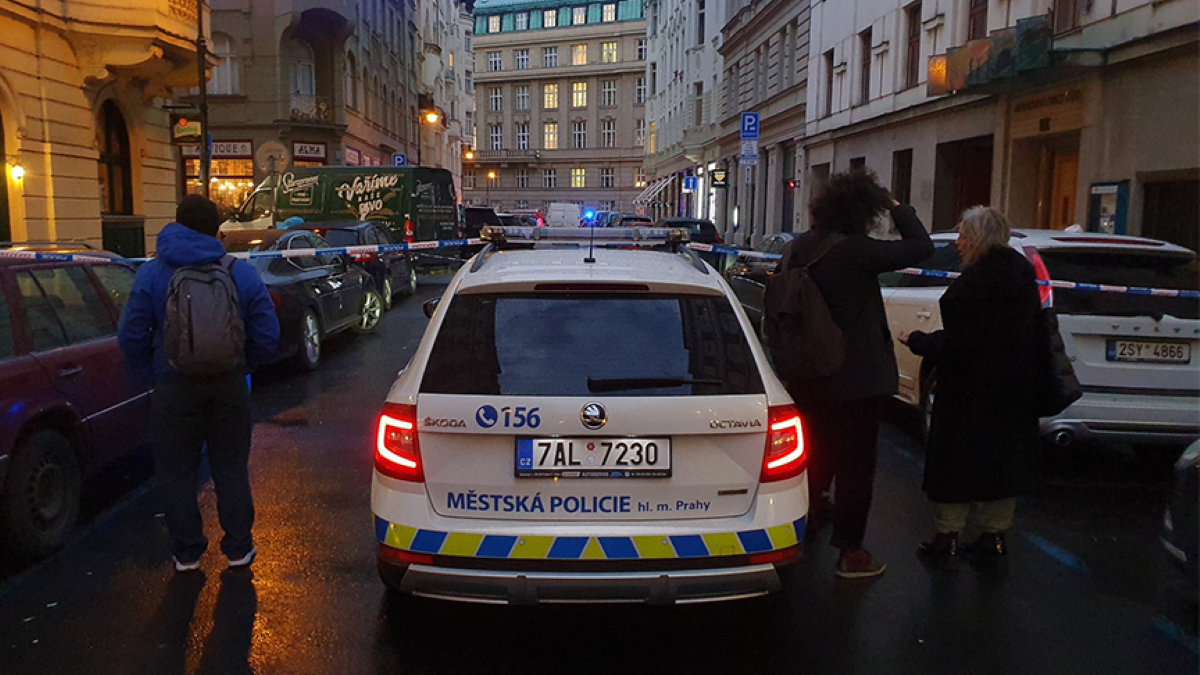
[{"xmin": 900, "ymin": 206, "xmax": 1045, "ymax": 563}]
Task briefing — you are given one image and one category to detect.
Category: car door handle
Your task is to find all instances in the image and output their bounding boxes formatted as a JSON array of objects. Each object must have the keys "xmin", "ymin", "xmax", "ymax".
[
  {"xmin": 916, "ymin": 311, "xmax": 932, "ymax": 320},
  {"xmin": 58, "ymin": 366, "xmax": 83, "ymax": 378}
]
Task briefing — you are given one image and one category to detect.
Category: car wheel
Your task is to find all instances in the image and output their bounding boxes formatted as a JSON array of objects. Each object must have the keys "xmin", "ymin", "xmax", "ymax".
[
  {"xmin": 382, "ymin": 277, "xmax": 394, "ymax": 311},
  {"xmin": 355, "ymin": 290, "xmax": 384, "ymax": 334},
  {"xmin": 1, "ymin": 429, "xmax": 82, "ymax": 558},
  {"xmin": 918, "ymin": 368, "xmax": 937, "ymax": 444},
  {"xmin": 402, "ymin": 263, "xmax": 418, "ymax": 297},
  {"xmin": 295, "ymin": 310, "xmax": 322, "ymax": 371}
]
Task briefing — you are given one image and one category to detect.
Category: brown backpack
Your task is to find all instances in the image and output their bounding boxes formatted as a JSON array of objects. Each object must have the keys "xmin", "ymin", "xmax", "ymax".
[{"xmin": 762, "ymin": 233, "xmax": 846, "ymax": 384}]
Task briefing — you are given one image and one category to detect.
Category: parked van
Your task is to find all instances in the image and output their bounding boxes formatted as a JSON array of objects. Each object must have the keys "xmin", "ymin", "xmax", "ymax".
[
  {"xmin": 221, "ymin": 167, "xmax": 459, "ymax": 262},
  {"xmin": 544, "ymin": 202, "xmax": 582, "ymax": 228}
]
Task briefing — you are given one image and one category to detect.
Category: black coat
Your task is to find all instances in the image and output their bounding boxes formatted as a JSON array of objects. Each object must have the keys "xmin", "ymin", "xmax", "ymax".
[
  {"xmin": 786, "ymin": 205, "xmax": 934, "ymax": 404},
  {"xmin": 907, "ymin": 246, "xmax": 1045, "ymax": 503}
]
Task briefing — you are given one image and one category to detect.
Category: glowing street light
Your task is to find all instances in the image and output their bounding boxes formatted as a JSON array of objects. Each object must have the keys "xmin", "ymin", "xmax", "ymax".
[{"xmin": 424, "ymin": 110, "xmax": 441, "ymax": 125}]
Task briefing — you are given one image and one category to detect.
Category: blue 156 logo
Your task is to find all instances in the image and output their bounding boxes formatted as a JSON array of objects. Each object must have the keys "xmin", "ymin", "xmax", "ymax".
[{"xmin": 476, "ymin": 405, "xmax": 541, "ymax": 429}]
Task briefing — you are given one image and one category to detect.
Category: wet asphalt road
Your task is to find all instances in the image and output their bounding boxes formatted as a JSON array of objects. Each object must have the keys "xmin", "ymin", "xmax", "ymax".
[{"xmin": 0, "ymin": 275, "xmax": 1197, "ymax": 675}]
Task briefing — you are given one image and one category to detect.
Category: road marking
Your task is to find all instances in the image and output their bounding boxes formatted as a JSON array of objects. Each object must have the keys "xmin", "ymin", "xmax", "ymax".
[{"xmin": 1023, "ymin": 532, "xmax": 1090, "ymax": 574}]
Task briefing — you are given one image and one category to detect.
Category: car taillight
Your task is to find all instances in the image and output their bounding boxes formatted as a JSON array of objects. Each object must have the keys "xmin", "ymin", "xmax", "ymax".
[
  {"xmin": 1023, "ymin": 246, "xmax": 1054, "ymax": 308},
  {"xmin": 404, "ymin": 219, "xmax": 415, "ymax": 244},
  {"xmin": 376, "ymin": 403, "xmax": 423, "ymax": 482},
  {"xmin": 761, "ymin": 404, "xmax": 805, "ymax": 483},
  {"xmin": 352, "ymin": 252, "xmax": 376, "ymax": 263}
]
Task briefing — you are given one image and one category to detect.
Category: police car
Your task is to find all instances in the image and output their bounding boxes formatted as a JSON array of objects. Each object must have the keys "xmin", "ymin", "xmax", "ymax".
[{"xmin": 372, "ymin": 227, "xmax": 809, "ymax": 604}]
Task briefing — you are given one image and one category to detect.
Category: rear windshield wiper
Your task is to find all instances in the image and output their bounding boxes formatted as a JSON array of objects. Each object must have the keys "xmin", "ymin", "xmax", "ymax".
[{"xmin": 587, "ymin": 377, "xmax": 724, "ymax": 392}]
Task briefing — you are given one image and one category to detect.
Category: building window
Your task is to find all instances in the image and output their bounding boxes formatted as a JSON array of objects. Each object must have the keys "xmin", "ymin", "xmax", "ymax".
[
  {"xmin": 97, "ymin": 100, "xmax": 132, "ymax": 215},
  {"xmin": 516, "ymin": 123, "xmax": 530, "ymax": 149},
  {"xmin": 600, "ymin": 167, "xmax": 615, "ymax": 188},
  {"xmin": 573, "ymin": 7, "xmax": 587, "ymax": 25},
  {"xmin": 637, "ymin": 39, "xmax": 647, "ymax": 61},
  {"xmin": 602, "ymin": 41, "xmax": 618, "ymax": 63},
  {"xmin": 572, "ymin": 82, "xmax": 587, "ymax": 108},
  {"xmin": 517, "ymin": 169, "xmax": 529, "ymax": 188},
  {"xmin": 517, "ymin": 199, "xmax": 529, "ymax": 209},
  {"xmin": 543, "ymin": 9, "xmax": 557, "ymax": 28},
  {"xmin": 345, "ymin": 52, "xmax": 358, "ymax": 109},
  {"xmin": 543, "ymin": 168, "xmax": 558, "ymax": 188},
  {"xmin": 635, "ymin": 76, "xmax": 646, "ymax": 104},
  {"xmin": 465, "ymin": 170, "xmax": 476, "ymax": 189},
  {"xmin": 488, "ymin": 15, "xmax": 500, "ymax": 33},
  {"xmin": 905, "ymin": 3, "xmax": 922, "ymax": 90},
  {"xmin": 515, "ymin": 85, "xmax": 530, "ymax": 110},
  {"xmin": 1054, "ymin": 0, "xmax": 1080, "ymax": 32},
  {"xmin": 543, "ymin": 121, "xmax": 559, "ymax": 149},
  {"xmin": 850, "ymin": 156, "xmax": 866, "ymax": 171},
  {"xmin": 648, "ymin": 121, "xmax": 657, "ymax": 153},
  {"xmin": 490, "ymin": 87, "xmax": 503, "ymax": 112},
  {"xmin": 515, "ymin": 12, "xmax": 529, "ymax": 31},
  {"xmin": 543, "ymin": 46, "xmax": 558, "ymax": 68},
  {"xmin": 601, "ymin": 119, "xmax": 616, "ymax": 147},
  {"xmin": 891, "ymin": 149, "xmax": 913, "ymax": 205},
  {"xmin": 210, "ymin": 33, "xmax": 241, "ymax": 95},
  {"xmin": 823, "ymin": 49, "xmax": 835, "ymax": 117},
  {"xmin": 968, "ymin": 0, "xmax": 988, "ymax": 41},
  {"xmin": 488, "ymin": 51, "xmax": 501, "ymax": 71},
  {"xmin": 859, "ymin": 28, "xmax": 872, "ymax": 104},
  {"xmin": 602, "ymin": 3, "xmax": 616, "ymax": 22},
  {"xmin": 489, "ymin": 124, "xmax": 503, "ymax": 150},
  {"xmin": 650, "ymin": 63, "xmax": 658, "ymax": 95},
  {"xmin": 465, "ymin": 70, "xmax": 473, "ymax": 94},
  {"xmin": 693, "ymin": 82, "xmax": 704, "ymax": 127},
  {"xmin": 515, "ymin": 49, "xmax": 529, "ymax": 70},
  {"xmin": 697, "ymin": 0, "xmax": 706, "ymax": 44},
  {"xmin": 601, "ymin": 80, "xmax": 617, "ymax": 107},
  {"xmin": 543, "ymin": 83, "xmax": 559, "ymax": 109},
  {"xmin": 634, "ymin": 118, "xmax": 645, "ymax": 147},
  {"xmin": 572, "ymin": 120, "xmax": 587, "ymax": 149},
  {"xmin": 572, "ymin": 44, "xmax": 587, "ymax": 66},
  {"xmin": 635, "ymin": 170, "xmax": 647, "ymax": 188},
  {"xmin": 287, "ymin": 38, "xmax": 315, "ymax": 96},
  {"xmin": 572, "ymin": 168, "xmax": 585, "ymax": 188}
]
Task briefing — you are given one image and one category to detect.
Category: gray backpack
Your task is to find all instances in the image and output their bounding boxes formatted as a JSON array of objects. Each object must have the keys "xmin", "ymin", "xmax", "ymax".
[
  {"xmin": 762, "ymin": 233, "xmax": 847, "ymax": 384},
  {"xmin": 164, "ymin": 255, "xmax": 245, "ymax": 375}
]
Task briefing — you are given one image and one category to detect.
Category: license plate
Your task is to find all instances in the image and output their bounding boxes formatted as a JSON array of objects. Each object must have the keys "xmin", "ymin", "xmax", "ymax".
[
  {"xmin": 516, "ymin": 438, "xmax": 671, "ymax": 478},
  {"xmin": 1106, "ymin": 340, "xmax": 1191, "ymax": 364}
]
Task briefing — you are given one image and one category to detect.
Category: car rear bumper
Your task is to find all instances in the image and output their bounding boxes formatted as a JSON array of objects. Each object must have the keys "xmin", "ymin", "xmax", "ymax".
[
  {"xmin": 378, "ymin": 547, "xmax": 798, "ymax": 605},
  {"xmin": 1040, "ymin": 390, "xmax": 1200, "ymax": 445}
]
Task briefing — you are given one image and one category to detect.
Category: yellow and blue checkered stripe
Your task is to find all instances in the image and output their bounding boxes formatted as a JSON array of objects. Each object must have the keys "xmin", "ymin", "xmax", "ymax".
[{"xmin": 374, "ymin": 516, "xmax": 806, "ymax": 560}]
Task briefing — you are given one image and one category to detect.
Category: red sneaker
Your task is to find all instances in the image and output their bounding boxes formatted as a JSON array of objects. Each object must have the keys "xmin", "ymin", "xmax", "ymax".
[{"xmin": 836, "ymin": 548, "xmax": 886, "ymax": 579}]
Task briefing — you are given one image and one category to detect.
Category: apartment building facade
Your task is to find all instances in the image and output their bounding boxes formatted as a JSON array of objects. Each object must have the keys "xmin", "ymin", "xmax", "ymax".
[
  {"xmin": 639, "ymin": 0, "xmax": 728, "ymax": 222},
  {"xmin": 0, "ymin": 0, "xmax": 204, "ymax": 255},
  {"xmin": 465, "ymin": 0, "xmax": 647, "ymax": 215},
  {"xmin": 803, "ymin": 0, "xmax": 1199, "ymax": 250}
]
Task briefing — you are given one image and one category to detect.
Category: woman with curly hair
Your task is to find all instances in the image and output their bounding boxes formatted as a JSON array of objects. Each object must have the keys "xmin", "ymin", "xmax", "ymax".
[{"xmin": 780, "ymin": 169, "xmax": 933, "ymax": 579}]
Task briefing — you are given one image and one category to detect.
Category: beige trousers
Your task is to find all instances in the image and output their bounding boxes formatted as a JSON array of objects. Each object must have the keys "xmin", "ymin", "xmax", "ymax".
[{"xmin": 933, "ymin": 498, "xmax": 1017, "ymax": 534}]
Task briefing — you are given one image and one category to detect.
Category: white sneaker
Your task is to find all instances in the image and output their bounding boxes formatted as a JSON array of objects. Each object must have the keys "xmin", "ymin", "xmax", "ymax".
[
  {"xmin": 173, "ymin": 556, "xmax": 201, "ymax": 572},
  {"xmin": 227, "ymin": 547, "xmax": 257, "ymax": 568}
]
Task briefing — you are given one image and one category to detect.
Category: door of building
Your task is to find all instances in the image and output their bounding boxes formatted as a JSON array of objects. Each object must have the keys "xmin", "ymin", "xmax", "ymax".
[
  {"xmin": 1143, "ymin": 179, "xmax": 1200, "ymax": 252},
  {"xmin": 1049, "ymin": 152, "xmax": 1079, "ymax": 230},
  {"xmin": 933, "ymin": 135, "xmax": 994, "ymax": 231}
]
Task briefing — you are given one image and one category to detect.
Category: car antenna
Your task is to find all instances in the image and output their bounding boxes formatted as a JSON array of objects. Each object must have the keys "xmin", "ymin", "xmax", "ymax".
[{"xmin": 584, "ymin": 218, "xmax": 596, "ymax": 264}]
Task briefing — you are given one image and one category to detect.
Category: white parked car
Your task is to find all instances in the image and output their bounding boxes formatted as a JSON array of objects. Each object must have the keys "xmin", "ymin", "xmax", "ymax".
[
  {"xmin": 881, "ymin": 230, "xmax": 1200, "ymax": 449},
  {"xmin": 372, "ymin": 228, "xmax": 809, "ymax": 604}
]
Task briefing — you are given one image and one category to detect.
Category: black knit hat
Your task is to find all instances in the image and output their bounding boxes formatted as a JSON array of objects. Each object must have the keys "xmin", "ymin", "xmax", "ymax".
[{"xmin": 176, "ymin": 194, "xmax": 221, "ymax": 236}]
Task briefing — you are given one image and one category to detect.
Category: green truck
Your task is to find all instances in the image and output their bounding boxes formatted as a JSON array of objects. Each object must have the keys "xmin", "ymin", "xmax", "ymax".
[{"xmin": 221, "ymin": 166, "xmax": 460, "ymax": 263}]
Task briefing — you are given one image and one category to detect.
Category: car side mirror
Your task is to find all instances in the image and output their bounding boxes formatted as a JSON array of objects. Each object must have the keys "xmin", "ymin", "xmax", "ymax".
[{"xmin": 422, "ymin": 298, "xmax": 439, "ymax": 319}]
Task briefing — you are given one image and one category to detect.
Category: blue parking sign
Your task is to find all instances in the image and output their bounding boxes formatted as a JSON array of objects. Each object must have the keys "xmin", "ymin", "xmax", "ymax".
[
  {"xmin": 392, "ymin": 153, "xmax": 407, "ymax": 167},
  {"xmin": 740, "ymin": 112, "xmax": 760, "ymax": 140},
  {"xmin": 683, "ymin": 176, "xmax": 698, "ymax": 191}
]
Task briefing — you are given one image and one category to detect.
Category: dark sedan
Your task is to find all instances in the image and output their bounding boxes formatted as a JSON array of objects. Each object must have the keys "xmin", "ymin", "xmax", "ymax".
[
  {"xmin": 297, "ymin": 221, "xmax": 416, "ymax": 311},
  {"xmin": 221, "ymin": 229, "xmax": 382, "ymax": 371},
  {"xmin": 724, "ymin": 232, "xmax": 794, "ymax": 329}
]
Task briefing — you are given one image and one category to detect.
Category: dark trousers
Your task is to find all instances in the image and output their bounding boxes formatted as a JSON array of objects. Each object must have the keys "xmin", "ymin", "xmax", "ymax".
[
  {"xmin": 152, "ymin": 373, "xmax": 254, "ymax": 562},
  {"xmin": 795, "ymin": 396, "xmax": 883, "ymax": 551}
]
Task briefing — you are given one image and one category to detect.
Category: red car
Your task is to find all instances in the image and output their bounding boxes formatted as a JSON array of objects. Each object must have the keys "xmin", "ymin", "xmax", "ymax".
[{"xmin": 0, "ymin": 251, "xmax": 151, "ymax": 557}]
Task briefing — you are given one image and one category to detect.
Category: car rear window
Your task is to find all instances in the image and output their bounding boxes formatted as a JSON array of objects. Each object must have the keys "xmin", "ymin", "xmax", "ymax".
[
  {"xmin": 421, "ymin": 293, "xmax": 764, "ymax": 396},
  {"xmin": 1039, "ymin": 250, "xmax": 1200, "ymax": 320},
  {"xmin": 311, "ymin": 229, "xmax": 360, "ymax": 247}
]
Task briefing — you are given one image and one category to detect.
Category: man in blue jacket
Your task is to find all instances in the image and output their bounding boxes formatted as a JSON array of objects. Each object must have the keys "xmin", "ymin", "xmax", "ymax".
[{"xmin": 119, "ymin": 195, "xmax": 280, "ymax": 572}]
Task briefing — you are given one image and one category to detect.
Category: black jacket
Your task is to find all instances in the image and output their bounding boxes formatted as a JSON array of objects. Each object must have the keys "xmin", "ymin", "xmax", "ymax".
[
  {"xmin": 906, "ymin": 246, "xmax": 1045, "ymax": 503},
  {"xmin": 784, "ymin": 205, "xmax": 934, "ymax": 404}
]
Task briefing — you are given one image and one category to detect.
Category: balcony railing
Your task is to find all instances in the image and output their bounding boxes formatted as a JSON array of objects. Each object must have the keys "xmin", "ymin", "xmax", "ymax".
[
  {"xmin": 477, "ymin": 149, "xmax": 540, "ymax": 160},
  {"xmin": 290, "ymin": 94, "xmax": 334, "ymax": 123}
]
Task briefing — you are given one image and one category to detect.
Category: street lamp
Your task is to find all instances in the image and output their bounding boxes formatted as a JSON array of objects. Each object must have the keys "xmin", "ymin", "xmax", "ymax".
[
  {"xmin": 416, "ymin": 109, "xmax": 441, "ymax": 166},
  {"xmin": 486, "ymin": 170, "xmax": 497, "ymax": 206}
]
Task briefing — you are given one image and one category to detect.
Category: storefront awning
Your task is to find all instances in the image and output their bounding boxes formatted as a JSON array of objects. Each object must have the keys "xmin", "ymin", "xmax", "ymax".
[{"xmin": 633, "ymin": 177, "xmax": 673, "ymax": 205}]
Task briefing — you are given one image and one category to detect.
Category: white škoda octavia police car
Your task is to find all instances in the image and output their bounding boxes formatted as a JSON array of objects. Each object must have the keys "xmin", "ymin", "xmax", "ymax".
[{"xmin": 372, "ymin": 227, "xmax": 809, "ymax": 604}]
